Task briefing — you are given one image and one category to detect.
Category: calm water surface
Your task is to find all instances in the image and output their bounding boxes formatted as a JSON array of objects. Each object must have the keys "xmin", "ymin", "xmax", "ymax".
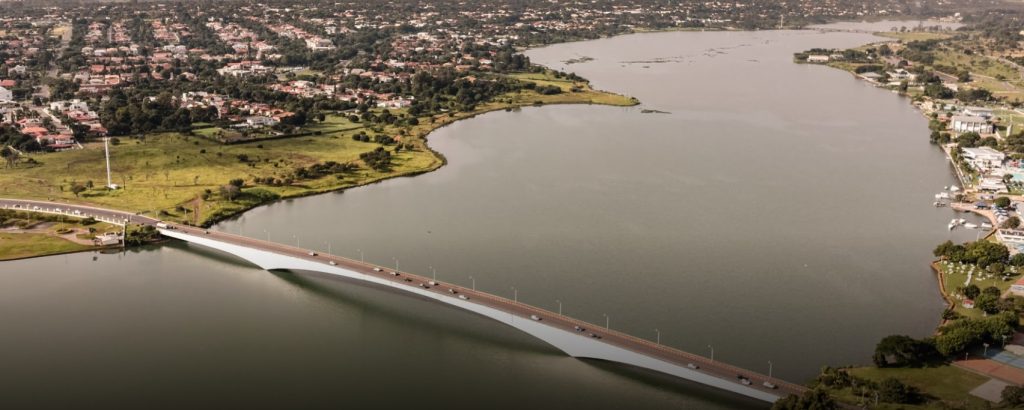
[{"xmin": 0, "ymin": 23, "xmax": 979, "ymax": 409}]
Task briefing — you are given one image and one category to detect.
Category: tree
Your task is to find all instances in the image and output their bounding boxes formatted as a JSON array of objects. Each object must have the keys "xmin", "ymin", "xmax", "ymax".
[
  {"xmin": 962, "ymin": 284, "xmax": 981, "ymax": 300},
  {"xmin": 1002, "ymin": 216, "xmax": 1021, "ymax": 229},
  {"xmin": 872, "ymin": 335, "xmax": 935, "ymax": 367},
  {"xmin": 995, "ymin": 197, "xmax": 1011, "ymax": 209},
  {"xmin": 878, "ymin": 378, "xmax": 921, "ymax": 404},
  {"xmin": 1003, "ymin": 385, "xmax": 1024, "ymax": 407},
  {"xmin": 219, "ymin": 184, "xmax": 241, "ymax": 201},
  {"xmin": 70, "ymin": 183, "xmax": 86, "ymax": 197},
  {"xmin": 772, "ymin": 388, "xmax": 837, "ymax": 410},
  {"xmin": 229, "ymin": 178, "xmax": 244, "ymax": 188}
]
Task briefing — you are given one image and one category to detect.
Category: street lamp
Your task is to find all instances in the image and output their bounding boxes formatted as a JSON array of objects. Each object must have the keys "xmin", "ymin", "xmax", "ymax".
[
  {"xmin": 603, "ymin": 313, "xmax": 609, "ymax": 329},
  {"xmin": 511, "ymin": 286, "xmax": 518, "ymax": 303},
  {"xmin": 984, "ymin": 343, "xmax": 991, "ymax": 358},
  {"xmin": 655, "ymin": 328, "xmax": 661, "ymax": 345},
  {"xmin": 263, "ymin": 229, "xmax": 269, "ymax": 242},
  {"xmin": 430, "ymin": 266, "xmax": 436, "ymax": 281},
  {"xmin": 325, "ymin": 241, "xmax": 331, "ymax": 255},
  {"xmin": 709, "ymin": 345, "xmax": 715, "ymax": 361},
  {"xmin": 393, "ymin": 257, "xmax": 399, "ymax": 271},
  {"xmin": 469, "ymin": 275, "xmax": 476, "ymax": 291},
  {"xmin": 556, "ymin": 299, "xmax": 562, "ymax": 315},
  {"xmin": 768, "ymin": 361, "xmax": 774, "ymax": 380},
  {"xmin": 357, "ymin": 248, "xmax": 364, "ymax": 262},
  {"xmin": 292, "ymin": 234, "xmax": 300, "ymax": 248}
]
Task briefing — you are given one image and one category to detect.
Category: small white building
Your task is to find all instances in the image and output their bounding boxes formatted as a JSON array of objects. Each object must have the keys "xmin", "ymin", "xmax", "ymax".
[
  {"xmin": 964, "ymin": 106, "xmax": 994, "ymax": 118},
  {"xmin": 806, "ymin": 55, "xmax": 829, "ymax": 63},
  {"xmin": 244, "ymin": 115, "xmax": 278, "ymax": 127},
  {"xmin": 952, "ymin": 115, "xmax": 994, "ymax": 134},
  {"xmin": 998, "ymin": 229, "xmax": 1024, "ymax": 245},
  {"xmin": 961, "ymin": 146, "xmax": 1006, "ymax": 170},
  {"xmin": 0, "ymin": 86, "xmax": 11, "ymax": 102}
]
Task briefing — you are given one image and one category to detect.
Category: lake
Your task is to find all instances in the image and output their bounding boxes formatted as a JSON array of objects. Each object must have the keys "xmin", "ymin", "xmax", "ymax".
[{"xmin": 0, "ymin": 22, "xmax": 976, "ymax": 409}]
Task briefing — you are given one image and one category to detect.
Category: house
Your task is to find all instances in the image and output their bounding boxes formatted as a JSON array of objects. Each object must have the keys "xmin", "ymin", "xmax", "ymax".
[
  {"xmin": 244, "ymin": 115, "xmax": 277, "ymax": 127},
  {"xmin": 964, "ymin": 106, "xmax": 994, "ymax": 118},
  {"xmin": 963, "ymin": 299, "xmax": 975, "ymax": 309},
  {"xmin": 961, "ymin": 147, "xmax": 1006, "ymax": 170},
  {"xmin": 952, "ymin": 115, "xmax": 994, "ymax": 134},
  {"xmin": 0, "ymin": 86, "xmax": 11, "ymax": 102},
  {"xmin": 806, "ymin": 55, "xmax": 829, "ymax": 63}
]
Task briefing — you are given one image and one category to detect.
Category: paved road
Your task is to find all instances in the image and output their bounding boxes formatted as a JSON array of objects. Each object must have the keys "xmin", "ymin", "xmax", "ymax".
[{"xmin": 0, "ymin": 198, "xmax": 809, "ymax": 401}]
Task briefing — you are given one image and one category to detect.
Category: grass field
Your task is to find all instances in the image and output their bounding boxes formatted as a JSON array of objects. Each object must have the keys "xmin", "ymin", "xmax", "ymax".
[
  {"xmin": 936, "ymin": 261, "xmax": 1020, "ymax": 320},
  {"xmin": 0, "ymin": 232, "xmax": 91, "ymax": 261},
  {"xmin": 0, "ymin": 71, "xmax": 634, "ymax": 230},
  {"xmin": 831, "ymin": 366, "xmax": 991, "ymax": 409}
]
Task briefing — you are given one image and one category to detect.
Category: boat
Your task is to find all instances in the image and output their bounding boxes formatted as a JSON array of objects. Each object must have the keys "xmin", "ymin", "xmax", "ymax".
[
  {"xmin": 959, "ymin": 218, "xmax": 967, "ymax": 224},
  {"xmin": 982, "ymin": 223, "xmax": 993, "ymax": 229},
  {"xmin": 965, "ymin": 223, "xmax": 979, "ymax": 229},
  {"xmin": 934, "ymin": 201, "xmax": 947, "ymax": 207},
  {"xmin": 949, "ymin": 222, "xmax": 956, "ymax": 230}
]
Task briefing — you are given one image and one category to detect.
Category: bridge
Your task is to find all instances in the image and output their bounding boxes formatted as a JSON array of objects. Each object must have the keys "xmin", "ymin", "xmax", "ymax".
[{"xmin": 1, "ymin": 198, "xmax": 809, "ymax": 403}]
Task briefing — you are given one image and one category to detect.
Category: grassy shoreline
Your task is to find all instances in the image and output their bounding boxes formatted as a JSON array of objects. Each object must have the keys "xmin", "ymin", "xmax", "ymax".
[{"xmin": 0, "ymin": 70, "xmax": 637, "ymax": 260}]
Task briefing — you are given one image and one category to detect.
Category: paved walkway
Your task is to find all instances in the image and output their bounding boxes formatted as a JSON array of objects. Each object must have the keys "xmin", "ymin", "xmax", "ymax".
[{"xmin": 955, "ymin": 358, "xmax": 1024, "ymax": 385}]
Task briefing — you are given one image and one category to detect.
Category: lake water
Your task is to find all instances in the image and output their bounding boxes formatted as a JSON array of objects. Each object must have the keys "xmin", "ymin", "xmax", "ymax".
[{"xmin": 0, "ymin": 22, "xmax": 978, "ymax": 409}]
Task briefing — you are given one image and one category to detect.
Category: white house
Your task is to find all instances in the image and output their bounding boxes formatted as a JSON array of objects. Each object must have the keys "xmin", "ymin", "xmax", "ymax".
[
  {"xmin": 0, "ymin": 86, "xmax": 11, "ymax": 102},
  {"xmin": 244, "ymin": 115, "xmax": 278, "ymax": 127},
  {"xmin": 952, "ymin": 115, "xmax": 994, "ymax": 134},
  {"xmin": 806, "ymin": 55, "xmax": 829, "ymax": 63},
  {"xmin": 964, "ymin": 106, "xmax": 994, "ymax": 118}
]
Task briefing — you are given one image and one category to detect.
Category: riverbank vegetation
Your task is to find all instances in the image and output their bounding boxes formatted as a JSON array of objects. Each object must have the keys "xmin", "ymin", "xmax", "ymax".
[{"xmin": 0, "ymin": 209, "xmax": 122, "ymax": 260}]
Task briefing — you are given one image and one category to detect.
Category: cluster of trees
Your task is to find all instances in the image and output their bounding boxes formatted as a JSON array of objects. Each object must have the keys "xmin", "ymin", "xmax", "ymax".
[
  {"xmin": 955, "ymin": 131, "xmax": 998, "ymax": 148},
  {"xmin": 0, "ymin": 126, "xmax": 41, "ymax": 153},
  {"xmin": 293, "ymin": 161, "xmax": 358, "ymax": 180},
  {"xmin": 359, "ymin": 147, "xmax": 392, "ymax": 171},
  {"xmin": 932, "ymin": 239, "xmax": 1012, "ymax": 268},
  {"xmin": 774, "ymin": 367, "xmax": 922, "ymax": 409}
]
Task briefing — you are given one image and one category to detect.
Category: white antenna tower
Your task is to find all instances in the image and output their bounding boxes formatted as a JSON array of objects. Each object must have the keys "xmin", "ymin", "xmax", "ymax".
[{"xmin": 104, "ymin": 137, "xmax": 116, "ymax": 189}]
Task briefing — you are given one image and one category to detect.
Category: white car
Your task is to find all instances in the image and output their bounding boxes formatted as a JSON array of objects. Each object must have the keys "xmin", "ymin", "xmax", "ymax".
[
  {"xmin": 328, "ymin": 261, "xmax": 337, "ymax": 266},
  {"xmin": 458, "ymin": 295, "xmax": 469, "ymax": 300},
  {"xmin": 530, "ymin": 315, "xmax": 541, "ymax": 321},
  {"xmin": 373, "ymin": 267, "xmax": 382, "ymax": 272},
  {"xmin": 687, "ymin": 363, "xmax": 699, "ymax": 370}
]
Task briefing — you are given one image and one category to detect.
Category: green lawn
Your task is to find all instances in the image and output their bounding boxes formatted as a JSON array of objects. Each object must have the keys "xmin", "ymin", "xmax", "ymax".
[
  {"xmin": 0, "ymin": 232, "xmax": 91, "ymax": 261},
  {"xmin": 836, "ymin": 366, "xmax": 991, "ymax": 409},
  {"xmin": 936, "ymin": 261, "xmax": 1021, "ymax": 319}
]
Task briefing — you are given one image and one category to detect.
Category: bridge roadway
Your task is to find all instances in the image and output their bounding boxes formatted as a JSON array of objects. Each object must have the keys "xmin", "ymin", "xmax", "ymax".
[{"xmin": 0, "ymin": 198, "xmax": 809, "ymax": 403}]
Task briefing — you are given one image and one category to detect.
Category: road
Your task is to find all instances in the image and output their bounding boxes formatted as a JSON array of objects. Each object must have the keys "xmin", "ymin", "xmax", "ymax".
[{"xmin": 0, "ymin": 197, "xmax": 809, "ymax": 401}]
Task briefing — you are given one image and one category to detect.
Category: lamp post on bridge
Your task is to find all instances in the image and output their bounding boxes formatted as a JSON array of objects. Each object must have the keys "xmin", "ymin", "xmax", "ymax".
[
  {"xmin": 469, "ymin": 276, "xmax": 476, "ymax": 291},
  {"xmin": 655, "ymin": 328, "xmax": 660, "ymax": 345},
  {"xmin": 357, "ymin": 248, "xmax": 364, "ymax": 262},
  {"xmin": 292, "ymin": 234, "xmax": 300, "ymax": 248},
  {"xmin": 768, "ymin": 361, "xmax": 773, "ymax": 380},
  {"xmin": 603, "ymin": 313, "xmax": 609, "ymax": 329},
  {"xmin": 708, "ymin": 345, "xmax": 715, "ymax": 362},
  {"xmin": 556, "ymin": 299, "xmax": 562, "ymax": 315},
  {"xmin": 511, "ymin": 286, "xmax": 518, "ymax": 303},
  {"xmin": 393, "ymin": 257, "xmax": 399, "ymax": 271},
  {"xmin": 430, "ymin": 266, "xmax": 436, "ymax": 281},
  {"xmin": 325, "ymin": 241, "xmax": 331, "ymax": 255},
  {"xmin": 263, "ymin": 229, "xmax": 269, "ymax": 242}
]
